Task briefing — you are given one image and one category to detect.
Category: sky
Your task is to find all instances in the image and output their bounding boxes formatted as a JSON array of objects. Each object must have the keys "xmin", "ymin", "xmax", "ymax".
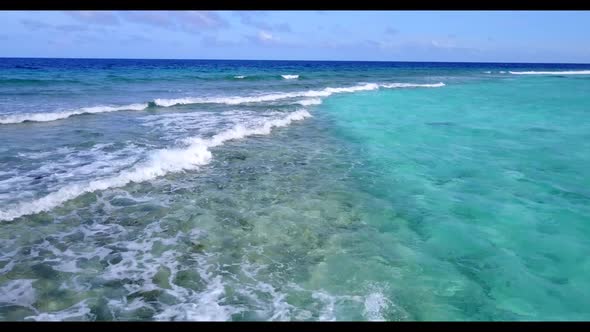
[{"xmin": 1, "ymin": 11, "xmax": 589, "ymax": 63}]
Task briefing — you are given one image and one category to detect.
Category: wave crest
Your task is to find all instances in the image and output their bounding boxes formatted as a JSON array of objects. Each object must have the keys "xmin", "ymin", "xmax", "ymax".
[
  {"xmin": 295, "ymin": 99, "xmax": 323, "ymax": 106},
  {"xmin": 381, "ymin": 82, "xmax": 445, "ymax": 88},
  {"xmin": 1, "ymin": 82, "xmax": 445, "ymax": 124},
  {"xmin": 153, "ymin": 82, "xmax": 444, "ymax": 108},
  {"xmin": 0, "ymin": 110, "xmax": 312, "ymax": 222},
  {"xmin": 509, "ymin": 70, "xmax": 590, "ymax": 75},
  {"xmin": 0, "ymin": 103, "xmax": 148, "ymax": 124}
]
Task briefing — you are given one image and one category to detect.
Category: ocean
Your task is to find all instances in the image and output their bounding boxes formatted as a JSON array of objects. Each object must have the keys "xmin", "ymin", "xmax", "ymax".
[{"xmin": 1, "ymin": 58, "xmax": 589, "ymax": 321}]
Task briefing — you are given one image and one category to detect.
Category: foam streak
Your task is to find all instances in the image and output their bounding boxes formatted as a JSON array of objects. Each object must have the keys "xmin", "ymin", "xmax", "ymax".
[
  {"xmin": 0, "ymin": 110, "xmax": 312, "ymax": 221},
  {"xmin": 0, "ymin": 103, "xmax": 148, "ymax": 124},
  {"xmin": 509, "ymin": 70, "xmax": 590, "ymax": 75}
]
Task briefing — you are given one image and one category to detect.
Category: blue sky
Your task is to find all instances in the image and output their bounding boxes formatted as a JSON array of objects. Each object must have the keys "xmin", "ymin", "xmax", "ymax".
[{"xmin": 1, "ymin": 11, "xmax": 589, "ymax": 63}]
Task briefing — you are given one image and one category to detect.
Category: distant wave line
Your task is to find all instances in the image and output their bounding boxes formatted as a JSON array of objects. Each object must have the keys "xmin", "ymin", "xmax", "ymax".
[{"xmin": 0, "ymin": 82, "xmax": 446, "ymax": 124}]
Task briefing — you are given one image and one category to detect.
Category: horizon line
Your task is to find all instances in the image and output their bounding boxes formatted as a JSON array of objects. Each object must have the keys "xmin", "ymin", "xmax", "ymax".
[{"xmin": 1, "ymin": 56, "xmax": 590, "ymax": 66}]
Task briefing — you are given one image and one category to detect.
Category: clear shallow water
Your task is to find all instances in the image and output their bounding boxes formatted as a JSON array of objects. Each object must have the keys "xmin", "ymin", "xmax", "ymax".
[{"xmin": 1, "ymin": 58, "xmax": 590, "ymax": 320}]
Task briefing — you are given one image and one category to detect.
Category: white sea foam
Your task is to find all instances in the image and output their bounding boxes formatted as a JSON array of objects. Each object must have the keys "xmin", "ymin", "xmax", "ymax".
[
  {"xmin": 499, "ymin": 71, "xmax": 507, "ymax": 74},
  {"xmin": 363, "ymin": 291, "xmax": 390, "ymax": 321},
  {"xmin": 140, "ymin": 109, "xmax": 260, "ymax": 142},
  {"xmin": 153, "ymin": 83, "xmax": 379, "ymax": 107},
  {"xmin": 184, "ymin": 109, "xmax": 311, "ymax": 148},
  {"xmin": 0, "ymin": 103, "xmax": 148, "ymax": 124},
  {"xmin": 2, "ymin": 82, "xmax": 445, "ymax": 124},
  {"xmin": 17, "ymin": 146, "xmax": 74, "ymax": 160},
  {"xmin": 154, "ymin": 276, "xmax": 239, "ymax": 321},
  {"xmin": 25, "ymin": 300, "xmax": 94, "ymax": 321},
  {"xmin": 0, "ymin": 279, "xmax": 37, "ymax": 308},
  {"xmin": 0, "ymin": 110, "xmax": 312, "ymax": 221},
  {"xmin": 484, "ymin": 71, "xmax": 492, "ymax": 74},
  {"xmin": 154, "ymin": 82, "xmax": 444, "ymax": 108},
  {"xmin": 0, "ymin": 143, "xmax": 147, "ymax": 208},
  {"xmin": 94, "ymin": 218, "xmax": 241, "ymax": 321},
  {"xmin": 233, "ymin": 262, "xmax": 300, "ymax": 321},
  {"xmin": 311, "ymin": 291, "xmax": 338, "ymax": 321},
  {"xmin": 295, "ymin": 98, "xmax": 323, "ymax": 106},
  {"xmin": 281, "ymin": 75, "xmax": 299, "ymax": 79},
  {"xmin": 381, "ymin": 82, "xmax": 445, "ymax": 88},
  {"xmin": 509, "ymin": 70, "xmax": 590, "ymax": 75},
  {"xmin": 234, "ymin": 75, "xmax": 246, "ymax": 79}
]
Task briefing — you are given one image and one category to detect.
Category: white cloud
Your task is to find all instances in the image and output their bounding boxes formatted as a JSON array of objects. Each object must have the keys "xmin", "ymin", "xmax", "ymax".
[
  {"xmin": 234, "ymin": 11, "xmax": 291, "ymax": 32},
  {"xmin": 258, "ymin": 30, "xmax": 275, "ymax": 42},
  {"xmin": 63, "ymin": 11, "xmax": 228, "ymax": 33},
  {"xmin": 181, "ymin": 11, "xmax": 227, "ymax": 30},
  {"xmin": 431, "ymin": 39, "xmax": 456, "ymax": 48}
]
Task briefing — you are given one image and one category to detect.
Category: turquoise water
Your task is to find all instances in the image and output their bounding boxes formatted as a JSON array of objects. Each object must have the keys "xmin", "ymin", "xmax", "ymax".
[{"xmin": 1, "ymin": 59, "xmax": 590, "ymax": 320}]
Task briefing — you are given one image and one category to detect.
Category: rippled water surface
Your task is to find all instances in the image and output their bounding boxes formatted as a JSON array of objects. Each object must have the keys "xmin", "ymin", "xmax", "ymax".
[{"xmin": 1, "ymin": 58, "xmax": 590, "ymax": 320}]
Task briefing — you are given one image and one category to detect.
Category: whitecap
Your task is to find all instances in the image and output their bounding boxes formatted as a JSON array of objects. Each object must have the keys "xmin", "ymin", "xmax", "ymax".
[
  {"xmin": 295, "ymin": 99, "xmax": 323, "ymax": 106},
  {"xmin": 509, "ymin": 70, "xmax": 590, "ymax": 75},
  {"xmin": 381, "ymin": 82, "xmax": 445, "ymax": 88},
  {"xmin": 25, "ymin": 300, "xmax": 93, "ymax": 321},
  {"xmin": 0, "ymin": 103, "xmax": 148, "ymax": 124},
  {"xmin": 0, "ymin": 110, "xmax": 312, "ymax": 221}
]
